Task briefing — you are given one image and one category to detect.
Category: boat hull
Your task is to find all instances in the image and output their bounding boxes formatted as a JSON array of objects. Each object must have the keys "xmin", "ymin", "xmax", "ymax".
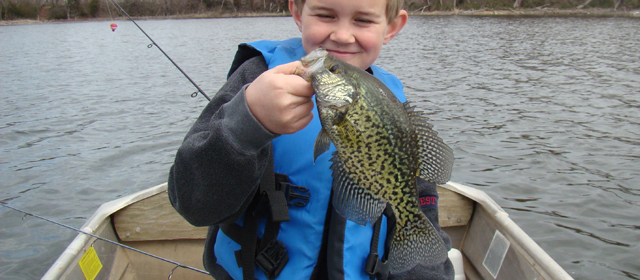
[{"xmin": 42, "ymin": 182, "xmax": 572, "ymax": 280}]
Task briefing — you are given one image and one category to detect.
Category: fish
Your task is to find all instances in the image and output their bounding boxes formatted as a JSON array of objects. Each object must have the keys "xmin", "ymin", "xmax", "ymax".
[{"xmin": 295, "ymin": 48, "xmax": 455, "ymax": 273}]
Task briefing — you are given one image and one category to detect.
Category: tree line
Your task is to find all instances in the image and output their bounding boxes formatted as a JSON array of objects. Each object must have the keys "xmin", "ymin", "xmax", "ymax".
[{"xmin": 1, "ymin": 0, "xmax": 637, "ymax": 20}]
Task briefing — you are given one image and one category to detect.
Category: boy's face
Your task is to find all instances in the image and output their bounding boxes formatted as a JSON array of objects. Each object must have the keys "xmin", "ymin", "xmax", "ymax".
[{"xmin": 290, "ymin": 0, "xmax": 407, "ymax": 70}]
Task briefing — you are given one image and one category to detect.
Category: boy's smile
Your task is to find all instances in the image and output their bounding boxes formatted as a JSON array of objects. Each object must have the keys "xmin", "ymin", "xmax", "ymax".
[{"xmin": 290, "ymin": 0, "xmax": 407, "ymax": 70}]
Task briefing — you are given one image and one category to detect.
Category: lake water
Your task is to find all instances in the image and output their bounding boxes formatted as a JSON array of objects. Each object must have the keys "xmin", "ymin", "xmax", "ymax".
[{"xmin": 1, "ymin": 16, "xmax": 639, "ymax": 279}]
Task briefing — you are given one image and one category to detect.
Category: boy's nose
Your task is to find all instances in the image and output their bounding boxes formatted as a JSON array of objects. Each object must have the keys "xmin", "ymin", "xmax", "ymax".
[{"xmin": 330, "ymin": 24, "xmax": 356, "ymax": 45}]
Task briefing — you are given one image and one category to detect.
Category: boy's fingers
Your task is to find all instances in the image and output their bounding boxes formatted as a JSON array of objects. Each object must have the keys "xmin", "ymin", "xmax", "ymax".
[
  {"xmin": 288, "ymin": 78, "xmax": 314, "ymax": 98},
  {"xmin": 270, "ymin": 61, "xmax": 315, "ymax": 98},
  {"xmin": 272, "ymin": 61, "xmax": 302, "ymax": 75}
]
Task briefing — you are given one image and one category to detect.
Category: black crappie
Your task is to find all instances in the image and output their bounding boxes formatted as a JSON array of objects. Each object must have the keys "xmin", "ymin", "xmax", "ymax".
[{"xmin": 295, "ymin": 48, "xmax": 455, "ymax": 273}]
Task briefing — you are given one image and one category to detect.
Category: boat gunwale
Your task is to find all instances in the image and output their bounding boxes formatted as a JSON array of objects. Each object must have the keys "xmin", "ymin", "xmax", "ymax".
[
  {"xmin": 442, "ymin": 181, "xmax": 573, "ymax": 280},
  {"xmin": 41, "ymin": 183, "xmax": 169, "ymax": 280}
]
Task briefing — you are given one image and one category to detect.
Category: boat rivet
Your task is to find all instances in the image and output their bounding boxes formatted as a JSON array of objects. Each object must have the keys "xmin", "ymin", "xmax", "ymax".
[
  {"xmin": 135, "ymin": 227, "xmax": 141, "ymax": 233},
  {"xmin": 125, "ymin": 231, "xmax": 130, "ymax": 237}
]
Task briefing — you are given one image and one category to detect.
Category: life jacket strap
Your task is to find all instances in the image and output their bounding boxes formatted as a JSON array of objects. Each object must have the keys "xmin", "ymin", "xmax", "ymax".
[
  {"xmin": 222, "ymin": 221, "xmax": 289, "ymax": 278},
  {"xmin": 219, "ymin": 145, "xmax": 309, "ymax": 280},
  {"xmin": 365, "ymin": 252, "xmax": 390, "ymax": 280},
  {"xmin": 241, "ymin": 200, "xmax": 260, "ymax": 280},
  {"xmin": 365, "ymin": 205, "xmax": 395, "ymax": 280}
]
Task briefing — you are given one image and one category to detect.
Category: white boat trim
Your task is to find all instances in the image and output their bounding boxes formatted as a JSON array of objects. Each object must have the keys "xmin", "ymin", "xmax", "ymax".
[
  {"xmin": 442, "ymin": 182, "xmax": 573, "ymax": 279},
  {"xmin": 42, "ymin": 183, "xmax": 169, "ymax": 280}
]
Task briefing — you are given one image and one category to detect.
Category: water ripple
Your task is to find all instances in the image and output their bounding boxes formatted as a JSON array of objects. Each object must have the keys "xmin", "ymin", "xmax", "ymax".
[
  {"xmin": 383, "ymin": 16, "xmax": 640, "ymax": 279},
  {"xmin": 1, "ymin": 16, "xmax": 639, "ymax": 280}
]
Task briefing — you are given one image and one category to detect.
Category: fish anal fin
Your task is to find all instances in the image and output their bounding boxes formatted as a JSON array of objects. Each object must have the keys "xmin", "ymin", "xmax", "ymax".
[{"xmin": 330, "ymin": 156, "xmax": 386, "ymax": 226}]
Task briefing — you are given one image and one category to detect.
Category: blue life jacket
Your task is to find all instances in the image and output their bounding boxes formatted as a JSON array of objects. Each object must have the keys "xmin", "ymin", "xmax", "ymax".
[{"xmin": 215, "ymin": 38, "xmax": 407, "ymax": 280}]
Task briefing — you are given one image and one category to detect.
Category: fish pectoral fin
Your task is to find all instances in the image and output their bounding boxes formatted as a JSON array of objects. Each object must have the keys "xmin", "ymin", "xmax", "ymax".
[
  {"xmin": 333, "ymin": 104, "xmax": 349, "ymax": 125},
  {"xmin": 329, "ymin": 156, "xmax": 386, "ymax": 226},
  {"xmin": 313, "ymin": 128, "xmax": 332, "ymax": 163}
]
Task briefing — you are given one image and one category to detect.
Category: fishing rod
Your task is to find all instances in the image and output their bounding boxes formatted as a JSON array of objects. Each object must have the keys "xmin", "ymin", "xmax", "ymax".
[
  {"xmin": 0, "ymin": 203, "xmax": 210, "ymax": 278},
  {"xmin": 107, "ymin": 0, "xmax": 211, "ymax": 101}
]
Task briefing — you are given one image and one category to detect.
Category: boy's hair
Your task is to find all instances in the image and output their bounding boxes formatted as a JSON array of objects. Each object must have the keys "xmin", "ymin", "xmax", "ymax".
[{"xmin": 291, "ymin": 0, "xmax": 403, "ymax": 24}]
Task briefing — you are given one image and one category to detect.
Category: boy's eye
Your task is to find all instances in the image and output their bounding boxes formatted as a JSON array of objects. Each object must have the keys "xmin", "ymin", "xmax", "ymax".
[
  {"xmin": 329, "ymin": 64, "xmax": 340, "ymax": 73},
  {"xmin": 356, "ymin": 18, "xmax": 374, "ymax": 24},
  {"xmin": 316, "ymin": 14, "xmax": 334, "ymax": 19}
]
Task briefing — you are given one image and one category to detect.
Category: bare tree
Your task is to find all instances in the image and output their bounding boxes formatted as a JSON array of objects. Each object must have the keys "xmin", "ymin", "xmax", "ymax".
[
  {"xmin": 514, "ymin": 0, "xmax": 524, "ymax": 8},
  {"xmin": 219, "ymin": 0, "xmax": 236, "ymax": 12},
  {"xmin": 576, "ymin": 0, "xmax": 593, "ymax": 8},
  {"xmin": 614, "ymin": 0, "xmax": 622, "ymax": 10},
  {"xmin": 0, "ymin": 0, "xmax": 8, "ymax": 20},
  {"xmin": 37, "ymin": 0, "xmax": 49, "ymax": 19}
]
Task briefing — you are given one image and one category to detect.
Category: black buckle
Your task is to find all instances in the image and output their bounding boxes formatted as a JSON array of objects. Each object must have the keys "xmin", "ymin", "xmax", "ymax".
[
  {"xmin": 275, "ymin": 173, "xmax": 310, "ymax": 207},
  {"xmin": 283, "ymin": 183, "xmax": 310, "ymax": 207},
  {"xmin": 365, "ymin": 253, "xmax": 390, "ymax": 280},
  {"xmin": 255, "ymin": 240, "xmax": 289, "ymax": 280}
]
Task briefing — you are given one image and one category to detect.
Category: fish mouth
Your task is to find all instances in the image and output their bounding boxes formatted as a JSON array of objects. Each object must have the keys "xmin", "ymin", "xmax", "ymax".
[{"xmin": 294, "ymin": 48, "xmax": 328, "ymax": 81}]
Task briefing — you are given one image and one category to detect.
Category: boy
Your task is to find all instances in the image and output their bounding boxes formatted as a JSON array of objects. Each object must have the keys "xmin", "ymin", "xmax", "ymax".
[{"xmin": 168, "ymin": 0, "xmax": 455, "ymax": 279}]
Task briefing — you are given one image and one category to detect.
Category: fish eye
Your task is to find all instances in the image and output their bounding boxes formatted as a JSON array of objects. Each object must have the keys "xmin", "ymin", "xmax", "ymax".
[{"xmin": 329, "ymin": 64, "xmax": 340, "ymax": 74}]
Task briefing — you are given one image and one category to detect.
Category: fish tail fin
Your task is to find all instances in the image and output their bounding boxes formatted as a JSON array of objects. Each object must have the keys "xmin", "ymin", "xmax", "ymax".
[{"xmin": 388, "ymin": 210, "xmax": 449, "ymax": 273}]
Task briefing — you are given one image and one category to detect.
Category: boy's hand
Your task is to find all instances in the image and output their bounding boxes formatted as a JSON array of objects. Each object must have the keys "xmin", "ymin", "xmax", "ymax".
[{"xmin": 245, "ymin": 61, "xmax": 315, "ymax": 135}]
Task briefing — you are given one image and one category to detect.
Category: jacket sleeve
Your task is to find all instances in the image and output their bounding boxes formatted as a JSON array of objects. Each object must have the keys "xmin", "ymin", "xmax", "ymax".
[
  {"xmin": 391, "ymin": 179, "xmax": 456, "ymax": 280},
  {"xmin": 168, "ymin": 55, "xmax": 278, "ymax": 227}
]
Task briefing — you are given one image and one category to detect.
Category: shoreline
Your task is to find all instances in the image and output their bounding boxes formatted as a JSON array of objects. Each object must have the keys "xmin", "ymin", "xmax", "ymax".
[
  {"xmin": 1, "ymin": 8, "xmax": 639, "ymax": 26},
  {"xmin": 417, "ymin": 7, "xmax": 640, "ymax": 17}
]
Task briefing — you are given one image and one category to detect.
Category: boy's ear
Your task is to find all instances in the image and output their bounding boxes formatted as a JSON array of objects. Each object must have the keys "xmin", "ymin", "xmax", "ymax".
[
  {"xmin": 289, "ymin": 0, "xmax": 303, "ymax": 32},
  {"xmin": 384, "ymin": 10, "xmax": 408, "ymax": 44}
]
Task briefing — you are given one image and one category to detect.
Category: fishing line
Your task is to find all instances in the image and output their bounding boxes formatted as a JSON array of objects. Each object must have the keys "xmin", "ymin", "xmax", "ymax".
[
  {"xmin": 108, "ymin": 0, "xmax": 211, "ymax": 101},
  {"xmin": 0, "ymin": 203, "xmax": 210, "ymax": 277},
  {"xmin": 106, "ymin": 0, "xmax": 113, "ymax": 21}
]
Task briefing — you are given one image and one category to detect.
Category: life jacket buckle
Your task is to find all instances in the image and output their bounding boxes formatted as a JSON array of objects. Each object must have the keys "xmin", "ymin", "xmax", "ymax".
[
  {"xmin": 365, "ymin": 253, "xmax": 390, "ymax": 280},
  {"xmin": 275, "ymin": 173, "xmax": 310, "ymax": 207},
  {"xmin": 255, "ymin": 240, "xmax": 289, "ymax": 280},
  {"xmin": 283, "ymin": 183, "xmax": 310, "ymax": 207}
]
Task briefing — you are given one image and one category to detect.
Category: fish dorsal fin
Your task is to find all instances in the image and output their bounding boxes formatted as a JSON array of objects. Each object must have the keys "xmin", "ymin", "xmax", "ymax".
[
  {"xmin": 330, "ymin": 155, "xmax": 386, "ymax": 226},
  {"xmin": 404, "ymin": 102, "xmax": 454, "ymax": 184}
]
